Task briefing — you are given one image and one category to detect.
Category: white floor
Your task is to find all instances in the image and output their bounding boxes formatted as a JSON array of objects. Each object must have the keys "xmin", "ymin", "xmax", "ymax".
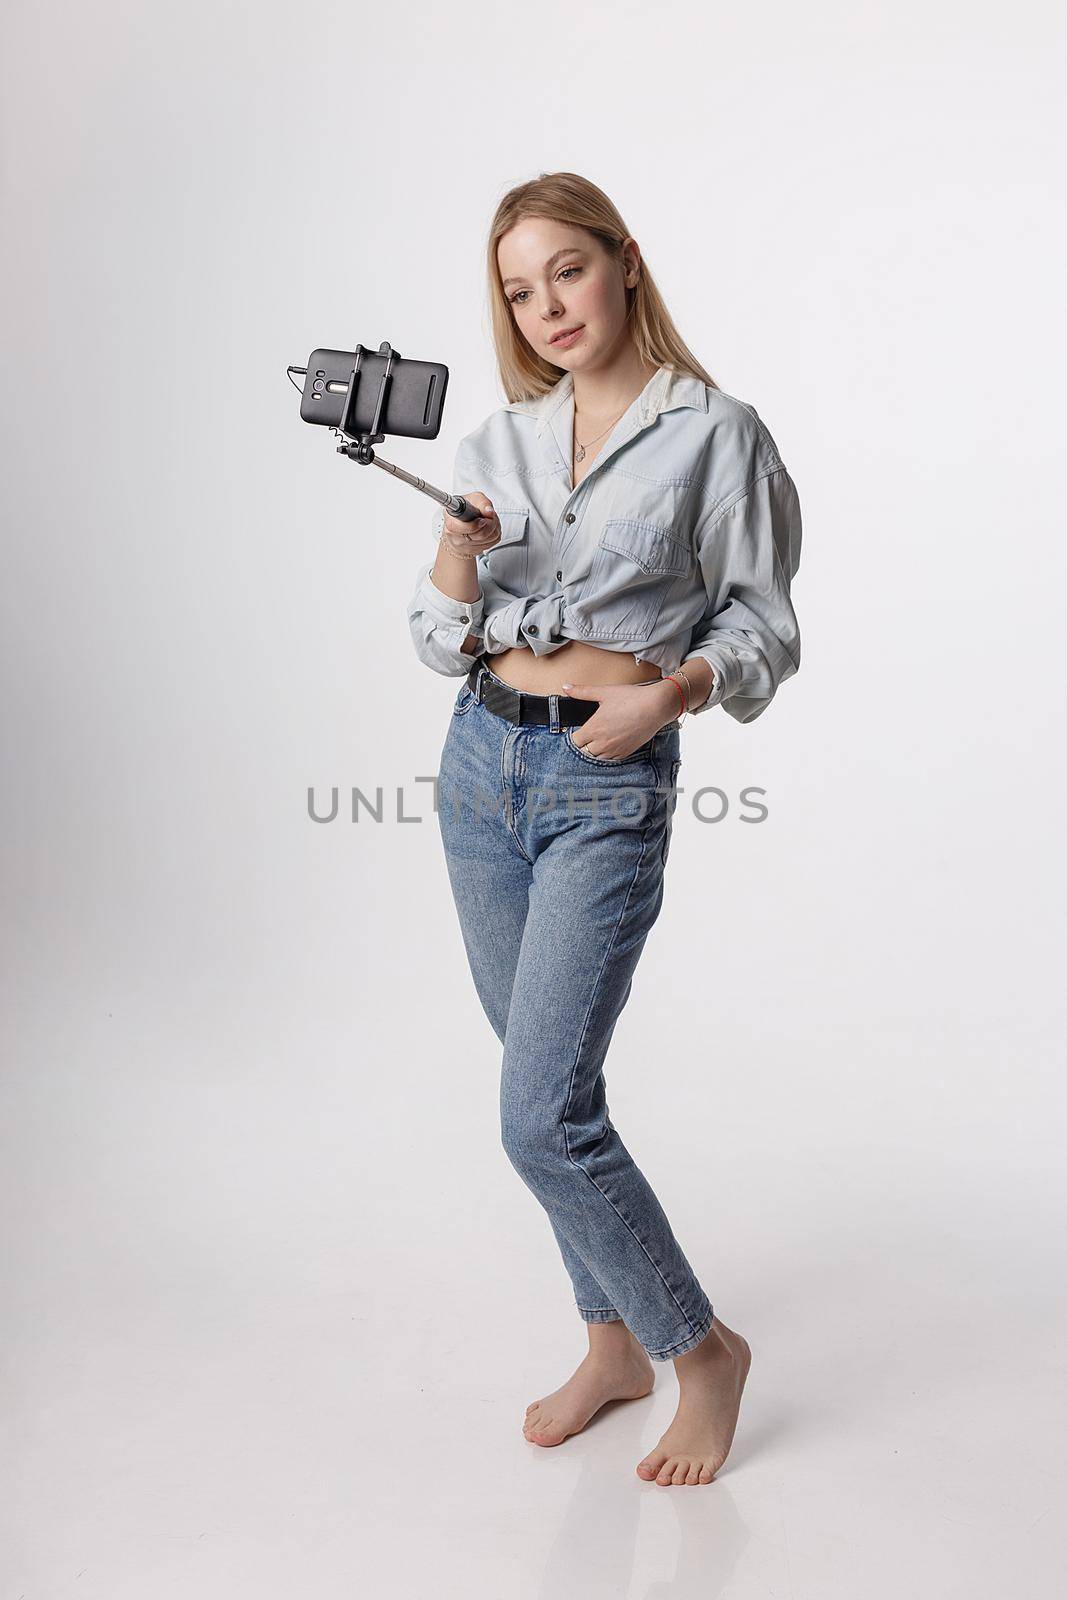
[{"xmin": 3, "ymin": 993, "xmax": 1064, "ymax": 1600}]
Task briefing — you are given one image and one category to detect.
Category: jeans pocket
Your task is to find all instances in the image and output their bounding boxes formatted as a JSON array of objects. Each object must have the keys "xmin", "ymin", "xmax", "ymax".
[
  {"xmin": 453, "ymin": 683, "xmax": 476, "ymax": 716},
  {"xmin": 563, "ymin": 725, "xmax": 655, "ymax": 767}
]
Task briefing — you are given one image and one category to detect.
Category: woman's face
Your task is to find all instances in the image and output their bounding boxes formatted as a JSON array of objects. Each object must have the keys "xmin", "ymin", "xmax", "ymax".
[{"xmin": 497, "ymin": 218, "xmax": 638, "ymax": 372}]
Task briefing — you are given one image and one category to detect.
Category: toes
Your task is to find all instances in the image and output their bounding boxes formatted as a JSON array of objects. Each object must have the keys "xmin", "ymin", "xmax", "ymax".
[
  {"xmin": 636, "ymin": 1451, "xmax": 667, "ymax": 1480},
  {"xmin": 655, "ymin": 1457, "xmax": 678, "ymax": 1485},
  {"xmin": 698, "ymin": 1463, "xmax": 715, "ymax": 1484},
  {"xmin": 684, "ymin": 1461, "xmax": 702, "ymax": 1485},
  {"xmin": 670, "ymin": 1459, "xmax": 691, "ymax": 1486},
  {"xmin": 527, "ymin": 1425, "xmax": 565, "ymax": 1447},
  {"xmin": 524, "ymin": 1409, "xmax": 562, "ymax": 1445}
]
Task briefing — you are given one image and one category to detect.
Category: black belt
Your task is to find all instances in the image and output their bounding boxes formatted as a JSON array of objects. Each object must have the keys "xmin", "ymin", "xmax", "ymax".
[{"xmin": 466, "ymin": 655, "xmax": 679, "ymax": 729}]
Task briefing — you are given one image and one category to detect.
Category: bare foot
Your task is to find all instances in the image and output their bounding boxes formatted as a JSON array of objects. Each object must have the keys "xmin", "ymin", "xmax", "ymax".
[
  {"xmin": 524, "ymin": 1323, "xmax": 655, "ymax": 1447},
  {"xmin": 635, "ymin": 1316, "xmax": 751, "ymax": 1485}
]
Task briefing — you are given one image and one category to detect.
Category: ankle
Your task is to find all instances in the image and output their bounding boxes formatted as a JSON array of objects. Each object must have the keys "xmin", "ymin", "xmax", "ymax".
[
  {"xmin": 674, "ymin": 1325, "xmax": 731, "ymax": 1377},
  {"xmin": 586, "ymin": 1322, "xmax": 645, "ymax": 1364}
]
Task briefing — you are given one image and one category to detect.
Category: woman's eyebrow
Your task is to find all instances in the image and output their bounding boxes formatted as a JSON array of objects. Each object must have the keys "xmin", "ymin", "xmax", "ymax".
[{"xmin": 502, "ymin": 247, "xmax": 586, "ymax": 289}]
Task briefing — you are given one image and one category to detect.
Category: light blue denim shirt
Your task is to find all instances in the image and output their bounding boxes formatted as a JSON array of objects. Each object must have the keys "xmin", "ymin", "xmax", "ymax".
[{"xmin": 405, "ymin": 362, "xmax": 802, "ymax": 722}]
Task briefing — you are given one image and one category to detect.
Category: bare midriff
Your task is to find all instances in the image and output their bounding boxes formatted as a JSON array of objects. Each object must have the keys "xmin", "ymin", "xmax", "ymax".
[{"xmin": 482, "ymin": 639, "xmax": 664, "ymax": 695}]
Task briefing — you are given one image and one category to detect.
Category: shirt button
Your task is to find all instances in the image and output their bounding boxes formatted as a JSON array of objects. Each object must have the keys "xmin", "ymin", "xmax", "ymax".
[
  {"xmin": 556, "ymin": 570, "xmax": 563, "ymax": 581},
  {"xmin": 528, "ymin": 625, "xmax": 539, "ymax": 635},
  {"xmin": 565, "ymin": 513, "xmax": 576, "ymax": 523}
]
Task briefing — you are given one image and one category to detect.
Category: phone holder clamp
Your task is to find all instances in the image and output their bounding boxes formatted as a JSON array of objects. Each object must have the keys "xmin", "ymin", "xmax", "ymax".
[{"xmin": 333, "ymin": 339, "xmax": 398, "ymax": 464}]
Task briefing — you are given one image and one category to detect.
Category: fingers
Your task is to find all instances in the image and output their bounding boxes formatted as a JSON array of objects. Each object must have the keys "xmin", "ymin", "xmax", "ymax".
[
  {"xmin": 456, "ymin": 492, "xmax": 496, "ymax": 533},
  {"xmin": 442, "ymin": 510, "xmax": 500, "ymax": 557},
  {"xmin": 444, "ymin": 511, "xmax": 494, "ymax": 535},
  {"xmin": 443, "ymin": 491, "xmax": 500, "ymax": 548}
]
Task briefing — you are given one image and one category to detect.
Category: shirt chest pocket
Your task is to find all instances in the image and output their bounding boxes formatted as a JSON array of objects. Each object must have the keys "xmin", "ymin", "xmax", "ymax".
[
  {"xmin": 569, "ymin": 518, "xmax": 693, "ymax": 642},
  {"xmin": 477, "ymin": 506, "xmax": 529, "ymax": 592}
]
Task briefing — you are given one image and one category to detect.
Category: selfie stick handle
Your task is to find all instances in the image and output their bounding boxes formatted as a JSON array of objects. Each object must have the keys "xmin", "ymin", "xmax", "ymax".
[{"xmin": 333, "ymin": 339, "xmax": 482, "ymax": 521}]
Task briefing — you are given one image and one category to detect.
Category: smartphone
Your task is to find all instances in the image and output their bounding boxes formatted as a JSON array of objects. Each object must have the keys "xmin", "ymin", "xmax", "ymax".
[{"xmin": 298, "ymin": 347, "xmax": 448, "ymax": 440}]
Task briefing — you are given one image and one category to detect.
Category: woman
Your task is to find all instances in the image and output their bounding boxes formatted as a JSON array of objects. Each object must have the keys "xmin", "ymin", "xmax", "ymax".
[{"xmin": 406, "ymin": 172, "xmax": 802, "ymax": 1487}]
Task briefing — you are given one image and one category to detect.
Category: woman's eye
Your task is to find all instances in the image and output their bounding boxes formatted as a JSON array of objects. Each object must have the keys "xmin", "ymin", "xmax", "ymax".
[{"xmin": 509, "ymin": 267, "xmax": 581, "ymax": 305}]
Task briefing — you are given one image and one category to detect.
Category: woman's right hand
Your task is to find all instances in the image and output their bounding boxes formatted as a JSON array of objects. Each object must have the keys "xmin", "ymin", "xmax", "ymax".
[{"xmin": 439, "ymin": 492, "xmax": 502, "ymax": 558}]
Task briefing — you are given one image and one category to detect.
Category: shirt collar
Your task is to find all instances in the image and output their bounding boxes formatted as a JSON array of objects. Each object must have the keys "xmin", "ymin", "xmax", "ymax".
[{"xmin": 504, "ymin": 363, "xmax": 708, "ymax": 438}]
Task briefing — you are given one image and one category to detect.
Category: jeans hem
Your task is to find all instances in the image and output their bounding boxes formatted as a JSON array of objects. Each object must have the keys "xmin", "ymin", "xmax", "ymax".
[
  {"xmin": 577, "ymin": 1305, "xmax": 624, "ymax": 1323},
  {"xmin": 645, "ymin": 1303, "xmax": 716, "ymax": 1361}
]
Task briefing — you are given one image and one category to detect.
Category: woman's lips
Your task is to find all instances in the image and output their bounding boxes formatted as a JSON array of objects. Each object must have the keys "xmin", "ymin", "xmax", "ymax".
[{"xmin": 550, "ymin": 326, "xmax": 584, "ymax": 349}]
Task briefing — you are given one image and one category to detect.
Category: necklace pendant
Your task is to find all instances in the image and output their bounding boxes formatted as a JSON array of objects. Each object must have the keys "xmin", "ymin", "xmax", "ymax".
[{"xmin": 575, "ymin": 444, "xmax": 586, "ymax": 462}]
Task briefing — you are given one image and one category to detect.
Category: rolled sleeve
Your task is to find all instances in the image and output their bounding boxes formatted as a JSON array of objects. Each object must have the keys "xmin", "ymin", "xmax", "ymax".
[
  {"xmin": 406, "ymin": 561, "xmax": 485, "ymax": 677},
  {"xmin": 405, "ymin": 435, "xmax": 488, "ymax": 677},
  {"xmin": 685, "ymin": 465, "xmax": 802, "ymax": 723}
]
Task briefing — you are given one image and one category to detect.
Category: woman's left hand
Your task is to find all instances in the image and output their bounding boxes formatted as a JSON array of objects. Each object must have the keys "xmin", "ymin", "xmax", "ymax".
[{"xmin": 561, "ymin": 679, "xmax": 677, "ymax": 761}]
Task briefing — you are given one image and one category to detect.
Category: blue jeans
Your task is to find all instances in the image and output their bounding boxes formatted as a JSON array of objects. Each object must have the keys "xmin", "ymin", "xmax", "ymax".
[{"xmin": 436, "ymin": 660, "xmax": 715, "ymax": 1361}]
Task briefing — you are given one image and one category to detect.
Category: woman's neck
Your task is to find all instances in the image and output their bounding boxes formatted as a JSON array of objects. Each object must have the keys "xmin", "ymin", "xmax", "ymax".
[{"xmin": 571, "ymin": 346, "xmax": 661, "ymax": 426}]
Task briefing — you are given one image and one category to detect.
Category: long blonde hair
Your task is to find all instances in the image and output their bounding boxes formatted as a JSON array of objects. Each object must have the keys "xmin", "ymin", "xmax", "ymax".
[{"xmin": 486, "ymin": 171, "xmax": 718, "ymax": 403}]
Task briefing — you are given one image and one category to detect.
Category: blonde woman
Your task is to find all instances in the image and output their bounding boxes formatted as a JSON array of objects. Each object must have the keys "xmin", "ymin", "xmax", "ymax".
[{"xmin": 407, "ymin": 172, "xmax": 802, "ymax": 1487}]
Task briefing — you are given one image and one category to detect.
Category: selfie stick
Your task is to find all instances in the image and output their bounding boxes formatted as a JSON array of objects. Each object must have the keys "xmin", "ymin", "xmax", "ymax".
[{"xmin": 286, "ymin": 340, "xmax": 482, "ymax": 523}]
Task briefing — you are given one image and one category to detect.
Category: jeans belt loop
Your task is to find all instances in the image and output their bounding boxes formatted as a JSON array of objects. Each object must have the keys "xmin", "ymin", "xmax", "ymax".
[{"xmin": 548, "ymin": 693, "xmax": 560, "ymax": 733}]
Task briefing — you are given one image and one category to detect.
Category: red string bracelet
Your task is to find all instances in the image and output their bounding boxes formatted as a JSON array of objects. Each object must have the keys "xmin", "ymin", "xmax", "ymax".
[{"xmin": 665, "ymin": 674, "xmax": 688, "ymax": 716}]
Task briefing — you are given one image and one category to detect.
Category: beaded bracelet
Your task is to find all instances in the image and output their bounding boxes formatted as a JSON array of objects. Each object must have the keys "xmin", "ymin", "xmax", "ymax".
[{"xmin": 437, "ymin": 535, "xmax": 480, "ymax": 561}]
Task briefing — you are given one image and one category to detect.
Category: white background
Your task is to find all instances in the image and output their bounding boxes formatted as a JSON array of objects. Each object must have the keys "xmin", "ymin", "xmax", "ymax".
[{"xmin": 2, "ymin": 1, "xmax": 1064, "ymax": 1595}]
